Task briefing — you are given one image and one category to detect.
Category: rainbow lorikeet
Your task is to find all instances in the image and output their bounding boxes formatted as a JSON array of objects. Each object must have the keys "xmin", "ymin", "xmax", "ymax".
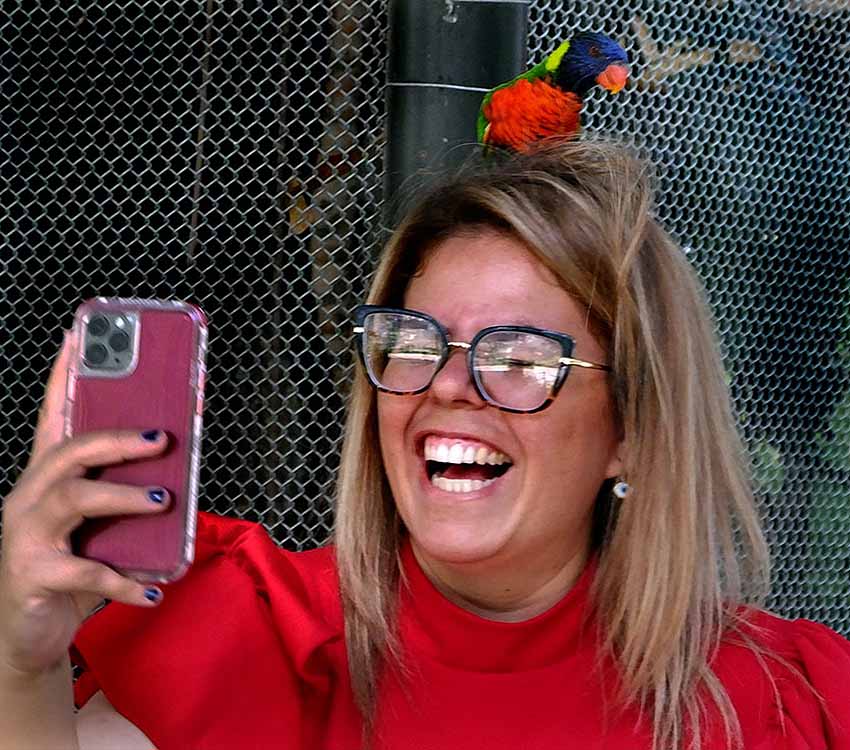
[{"xmin": 477, "ymin": 32, "xmax": 629, "ymax": 152}]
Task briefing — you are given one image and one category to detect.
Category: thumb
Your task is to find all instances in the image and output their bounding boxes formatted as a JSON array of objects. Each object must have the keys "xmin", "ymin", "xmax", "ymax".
[{"xmin": 30, "ymin": 331, "xmax": 73, "ymax": 465}]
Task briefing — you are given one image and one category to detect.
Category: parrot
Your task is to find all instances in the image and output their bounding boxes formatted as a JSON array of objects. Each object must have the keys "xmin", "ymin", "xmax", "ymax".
[{"xmin": 477, "ymin": 32, "xmax": 630, "ymax": 152}]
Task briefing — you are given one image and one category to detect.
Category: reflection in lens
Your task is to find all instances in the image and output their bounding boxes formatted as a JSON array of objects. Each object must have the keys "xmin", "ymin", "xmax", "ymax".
[
  {"xmin": 364, "ymin": 312, "xmax": 442, "ymax": 392},
  {"xmin": 109, "ymin": 331, "xmax": 130, "ymax": 352},
  {"xmin": 88, "ymin": 315, "xmax": 109, "ymax": 337},
  {"xmin": 85, "ymin": 343, "xmax": 108, "ymax": 365},
  {"xmin": 474, "ymin": 331, "xmax": 561, "ymax": 411}
]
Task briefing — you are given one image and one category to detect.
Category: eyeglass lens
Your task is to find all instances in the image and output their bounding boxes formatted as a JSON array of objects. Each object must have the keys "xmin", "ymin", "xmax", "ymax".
[{"xmin": 361, "ymin": 311, "xmax": 563, "ymax": 411}]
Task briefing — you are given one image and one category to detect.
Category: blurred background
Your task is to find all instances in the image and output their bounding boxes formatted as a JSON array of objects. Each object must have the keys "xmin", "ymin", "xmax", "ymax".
[{"xmin": 2, "ymin": 1, "xmax": 848, "ymax": 633}]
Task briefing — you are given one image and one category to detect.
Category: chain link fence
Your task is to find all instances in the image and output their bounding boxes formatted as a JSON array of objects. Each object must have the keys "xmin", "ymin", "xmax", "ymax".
[
  {"xmin": 2, "ymin": 2, "xmax": 849, "ymax": 633},
  {"xmin": 529, "ymin": 0, "xmax": 850, "ymax": 629}
]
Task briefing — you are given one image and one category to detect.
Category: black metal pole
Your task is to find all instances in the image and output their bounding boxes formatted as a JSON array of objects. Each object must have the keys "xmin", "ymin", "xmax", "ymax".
[{"xmin": 385, "ymin": 0, "xmax": 528, "ymax": 222}]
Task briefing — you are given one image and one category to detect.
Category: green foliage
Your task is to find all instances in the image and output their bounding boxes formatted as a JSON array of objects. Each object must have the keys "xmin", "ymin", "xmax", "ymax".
[
  {"xmin": 746, "ymin": 281, "xmax": 850, "ymax": 609},
  {"xmin": 804, "ymin": 284, "xmax": 850, "ymax": 604},
  {"xmin": 750, "ymin": 439, "xmax": 785, "ymax": 497}
]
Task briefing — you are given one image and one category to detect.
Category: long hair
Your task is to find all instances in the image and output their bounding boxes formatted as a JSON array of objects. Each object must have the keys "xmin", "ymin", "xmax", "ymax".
[{"xmin": 334, "ymin": 138, "xmax": 771, "ymax": 749}]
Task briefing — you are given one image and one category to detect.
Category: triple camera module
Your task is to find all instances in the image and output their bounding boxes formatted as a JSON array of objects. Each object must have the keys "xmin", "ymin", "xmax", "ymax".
[{"xmin": 83, "ymin": 312, "xmax": 138, "ymax": 373}]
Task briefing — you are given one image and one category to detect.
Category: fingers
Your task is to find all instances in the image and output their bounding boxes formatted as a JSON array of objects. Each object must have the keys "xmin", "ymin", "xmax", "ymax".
[
  {"xmin": 30, "ymin": 331, "xmax": 73, "ymax": 465},
  {"xmin": 79, "ymin": 594, "xmax": 110, "ymax": 621},
  {"xmin": 27, "ymin": 429, "xmax": 169, "ymax": 491},
  {"xmin": 38, "ymin": 556, "xmax": 164, "ymax": 609},
  {"xmin": 39, "ymin": 479, "xmax": 170, "ymax": 541}
]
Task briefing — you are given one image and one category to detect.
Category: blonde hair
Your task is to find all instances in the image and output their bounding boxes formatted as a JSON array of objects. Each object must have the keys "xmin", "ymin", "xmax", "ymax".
[{"xmin": 334, "ymin": 138, "xmax": 770, "ymax": 749}]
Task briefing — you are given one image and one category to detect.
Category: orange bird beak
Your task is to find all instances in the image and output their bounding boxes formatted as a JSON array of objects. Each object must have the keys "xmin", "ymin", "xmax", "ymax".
[{"xmin": 596, "ymin": 64, "xmax": 629, "ymax": 93}]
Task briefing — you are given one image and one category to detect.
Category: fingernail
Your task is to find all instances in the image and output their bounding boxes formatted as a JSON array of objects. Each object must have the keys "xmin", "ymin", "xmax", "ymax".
[
  {"xmin": 141, "ymin": 430, "xmax": 160, "ymax": 442},
  {"xmin": 144, "ymin": 588, "xmax": 162, "ymax": 602},
  {"xmin": 147, "ymin": 488, "xmax": 166, "ymax": 504}
]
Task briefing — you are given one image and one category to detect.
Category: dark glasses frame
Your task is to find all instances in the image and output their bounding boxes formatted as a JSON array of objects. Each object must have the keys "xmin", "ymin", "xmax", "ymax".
[{"xmin": 353, "ymin": 305, "xmax": 612, "ymax": 414}]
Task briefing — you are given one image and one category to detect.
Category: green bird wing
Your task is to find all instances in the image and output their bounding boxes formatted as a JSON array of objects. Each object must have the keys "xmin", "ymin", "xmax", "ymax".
[{"xmin": 476, "ymin": 40, "xmax": 570, "ymax": 143}]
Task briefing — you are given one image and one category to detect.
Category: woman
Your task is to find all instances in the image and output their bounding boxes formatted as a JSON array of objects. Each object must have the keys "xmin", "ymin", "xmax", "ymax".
[{"xmin": 1, "ymin": 139, "xmax": 848, "ymax": 750}]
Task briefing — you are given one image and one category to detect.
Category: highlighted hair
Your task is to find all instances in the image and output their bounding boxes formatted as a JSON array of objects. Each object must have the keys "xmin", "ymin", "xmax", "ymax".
[{"xmin": 334, "ymin": 138, "xmax": 771, "ymax": 749}]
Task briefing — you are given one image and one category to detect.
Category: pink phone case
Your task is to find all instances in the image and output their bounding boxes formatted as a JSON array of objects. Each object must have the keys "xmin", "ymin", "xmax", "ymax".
[{"xmin": 64, "ymin": 298, "xmax": 208, "ymax": 583}]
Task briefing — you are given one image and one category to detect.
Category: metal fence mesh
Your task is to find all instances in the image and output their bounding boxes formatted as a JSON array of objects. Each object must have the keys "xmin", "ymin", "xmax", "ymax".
[
  {"xmin": 2, "ymin": 1, "xmax": 386, "ymax": 550},
  {"xmin": 528, "ymin": 1, "xmax": 850, "ymax": 630},
  {"xmin": 2, "ymin": 2, "xmax": 849, "ymax": 633}
]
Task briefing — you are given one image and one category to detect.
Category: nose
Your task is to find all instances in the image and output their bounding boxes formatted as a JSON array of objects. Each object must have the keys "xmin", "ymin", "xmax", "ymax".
[{"xmin": 427, "ymin": 345, "xmax": 485, "ymax": 409}]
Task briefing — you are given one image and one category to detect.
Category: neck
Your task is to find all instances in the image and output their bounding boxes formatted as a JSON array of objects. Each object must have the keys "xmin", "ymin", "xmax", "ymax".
[
  {"xmin": 555, "ymin": 67, "xmax": 592, "ymax": 97},
  {"xmin": 410, "ymin": 539, "xmax": 592, "ymax": 623}
]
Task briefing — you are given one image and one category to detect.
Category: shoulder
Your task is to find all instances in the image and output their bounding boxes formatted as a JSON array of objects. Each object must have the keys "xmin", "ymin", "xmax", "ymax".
[
  {"xmin": 74, "ymin": 512, "xmax": 344, "ymax": 685},
  {"xmin": 73, "ymin": 513, "xmax": 344, "ymax": 719},
  {"xmin": 193, "ymin": 511, "xmax": 338, "ymax": 588},
  {"xmin": 191, "ymin": 511, "xmax": 343, "ymax": 630},
  {"xmin": 713, "ymin": 607, "xmax": 850, "ymax": 747}
]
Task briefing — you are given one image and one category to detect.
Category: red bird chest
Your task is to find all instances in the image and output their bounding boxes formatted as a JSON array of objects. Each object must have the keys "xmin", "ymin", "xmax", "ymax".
[{"xmin": 484, "ymin": 77, "xmax": 583, "ymax": 152}]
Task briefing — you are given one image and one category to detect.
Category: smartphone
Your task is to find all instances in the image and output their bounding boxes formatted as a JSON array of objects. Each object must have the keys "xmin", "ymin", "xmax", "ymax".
[{"xmin": 64, "ymin": 298, "xmax": 208, "ymax": 583}]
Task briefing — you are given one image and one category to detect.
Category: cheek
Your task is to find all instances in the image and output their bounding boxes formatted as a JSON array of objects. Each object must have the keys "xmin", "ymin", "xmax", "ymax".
[
  {"xmin": 523, "ymin": 395, "xmax": 581, "ymax": 443},
  {"xmin": 376, "ymin": 395, "xmax": 396, "ymax": 462},
  {"xmin": 521, "ymin": 392, "xmax": 619, "ymax": 476},
  {"xmin": 377, "ymin": 393, "xmax": 429, "ymax": 507},
  {"xmin": 376, "ymin": 393, "xmax": 415, "ymax": 466}
]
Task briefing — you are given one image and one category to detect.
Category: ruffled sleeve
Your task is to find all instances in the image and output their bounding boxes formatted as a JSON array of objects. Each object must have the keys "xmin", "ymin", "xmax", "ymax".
[
  {"xmin": 773, "ymin": 618, "xmax": 850, "ymax": 749},
  {"xmin": 722, "ymin": 612, "xmax": 850, "ymax": 749},
  {"xmin": 70, "ymin": 511, "xmax": 349, "ymax": 750}
]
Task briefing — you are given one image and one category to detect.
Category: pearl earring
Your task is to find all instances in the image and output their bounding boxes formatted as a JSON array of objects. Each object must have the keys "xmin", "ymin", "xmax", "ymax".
[{"xmin": 613, "ymin": 480, "xmax": 630, "ymax": 499}]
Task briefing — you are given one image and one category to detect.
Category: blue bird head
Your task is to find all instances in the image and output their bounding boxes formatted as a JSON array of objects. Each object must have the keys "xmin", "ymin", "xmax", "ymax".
[{"xmin": 553, "ymin": 32, "xmax": 630, "ymax": 97}]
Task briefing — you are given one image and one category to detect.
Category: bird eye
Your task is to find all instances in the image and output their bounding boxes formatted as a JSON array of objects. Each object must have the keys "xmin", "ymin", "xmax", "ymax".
[{"xmin": 589, "ymin": 45, "xmax": 602, "ymax": 57}]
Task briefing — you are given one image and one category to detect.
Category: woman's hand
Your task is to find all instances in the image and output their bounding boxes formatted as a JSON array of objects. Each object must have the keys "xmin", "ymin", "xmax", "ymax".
[{"xmin": 0, "ymin": 335, "xmax": 171, "ymax": 677}]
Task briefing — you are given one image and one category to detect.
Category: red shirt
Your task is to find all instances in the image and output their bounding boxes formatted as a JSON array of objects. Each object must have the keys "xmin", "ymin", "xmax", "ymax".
[{"xmin": 72, "ymin": 512, "xmax": 850, "ymax": 749}]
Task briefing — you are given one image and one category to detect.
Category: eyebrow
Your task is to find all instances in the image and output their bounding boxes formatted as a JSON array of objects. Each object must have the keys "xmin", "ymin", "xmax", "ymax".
[
  {"xmin": 444, "ymin": 317, "xmax": 549, "ymax": 337},
  {"xmin": 406, "ymin": 307, "xmax": 552, "ymax": 335},
  {"xmin": 510, "ymin": 317, "xmax": 545, "ymax": 328}
]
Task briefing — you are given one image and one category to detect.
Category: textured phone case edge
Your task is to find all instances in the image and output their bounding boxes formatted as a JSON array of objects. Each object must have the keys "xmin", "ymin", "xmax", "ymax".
[{"xmin": 64, "ymin": 298, "xmax": 207, "ymax": 584}]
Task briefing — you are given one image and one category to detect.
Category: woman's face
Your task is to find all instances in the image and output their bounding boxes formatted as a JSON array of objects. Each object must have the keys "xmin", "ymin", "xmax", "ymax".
[{"xmin": 377, "ymin": 229, "xmax": 623, "ymax": 571}]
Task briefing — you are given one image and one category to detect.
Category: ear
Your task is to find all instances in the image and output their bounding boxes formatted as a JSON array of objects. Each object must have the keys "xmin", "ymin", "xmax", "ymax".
[{"xmin": 604, "ymin": 435, "xmax": 625, "ymax": 480}]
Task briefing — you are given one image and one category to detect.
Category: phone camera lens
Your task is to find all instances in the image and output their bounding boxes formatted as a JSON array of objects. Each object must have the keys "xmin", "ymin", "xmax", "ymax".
[
  {"xmin": 88, "ymin": 315, "xmax": 110, "ymax": 337},
  {"xmin": 109, "ymin": 331, "xmax": 130, "ymax": 352},
  {"xmin": 85, "ymin": 343, "xmax": 108, "ymax": 365}
]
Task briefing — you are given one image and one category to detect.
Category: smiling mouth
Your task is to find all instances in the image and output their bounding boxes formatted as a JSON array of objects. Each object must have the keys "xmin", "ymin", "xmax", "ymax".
[{"xmin": 422, "ymin": 436, "xmax": 514, "ymax": 494}]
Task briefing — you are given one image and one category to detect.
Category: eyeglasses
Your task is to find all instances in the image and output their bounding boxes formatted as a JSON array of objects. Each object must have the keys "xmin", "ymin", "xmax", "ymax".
[{"xmin": 353, "ymin": 305, "xmax": 611, "ymax": 414}]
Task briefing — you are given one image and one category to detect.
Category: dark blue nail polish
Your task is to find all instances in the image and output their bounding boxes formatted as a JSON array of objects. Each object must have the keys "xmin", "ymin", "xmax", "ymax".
[
  {"xmin": 147, "ymin": 488, "xmax": 166, "ymax": 504},
  {"xmin": 141, "ymin": 430, "xmax": 160, "ymax": 441},
  {"xmin": 144, "ymin": 588, "xmax": 161, "ymax": 602}
]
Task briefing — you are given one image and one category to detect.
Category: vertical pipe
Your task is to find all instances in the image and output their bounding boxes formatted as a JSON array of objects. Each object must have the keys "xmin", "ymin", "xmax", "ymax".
[{"xmin": 385, "ymin": 0, "xmax": 528, "ymax": 221}]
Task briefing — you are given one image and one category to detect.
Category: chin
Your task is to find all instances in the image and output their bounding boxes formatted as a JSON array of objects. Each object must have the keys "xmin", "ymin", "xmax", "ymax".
[{"xmin": 406, "ymin": 517, "xmax": 513, "ymax": 566}]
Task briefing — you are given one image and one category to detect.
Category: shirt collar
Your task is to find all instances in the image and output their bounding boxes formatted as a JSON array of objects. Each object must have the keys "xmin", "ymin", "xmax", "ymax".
[{"xmin": 397, "ymin": 536, "xmax": 600, "ymax": 672}]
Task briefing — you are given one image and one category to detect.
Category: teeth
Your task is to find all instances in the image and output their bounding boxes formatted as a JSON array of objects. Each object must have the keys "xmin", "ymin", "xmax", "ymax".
[
  {"xmin": 432, "ymin": 474, "xmax": 496, "ymax": 493},
  {"xmin": 424, "ymin": 437, "xmax": 512, "ymax": 466}
]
